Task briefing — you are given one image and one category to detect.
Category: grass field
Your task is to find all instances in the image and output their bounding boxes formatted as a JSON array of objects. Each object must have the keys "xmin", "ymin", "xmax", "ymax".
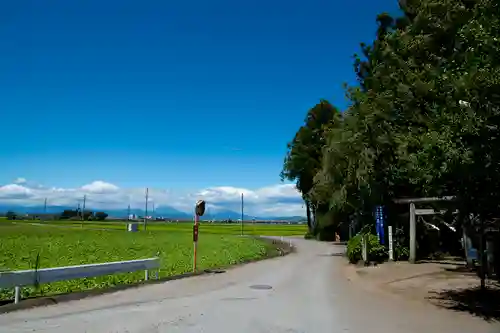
[
  {"xmin": 7, "ymin": 219, "xmax": 308, "ymax": 236},
  {"xmin": 0, "ymin": 221, "xmax": 291, "ymax": 302}
]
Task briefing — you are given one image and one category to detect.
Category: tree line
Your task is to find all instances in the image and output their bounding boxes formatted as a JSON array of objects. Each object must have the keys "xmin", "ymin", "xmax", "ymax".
[
  {"xmin": 6, "ymin": 209, "xmax": 109, "ymax": 221},
  {"xmin": 281, "ymin": 0, "xmax": 500, "ymax": 245}
]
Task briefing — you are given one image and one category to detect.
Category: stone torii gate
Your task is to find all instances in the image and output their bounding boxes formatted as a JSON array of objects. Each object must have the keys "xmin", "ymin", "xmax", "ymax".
[{"xmin": 393, "ymin": 196, "xmax": 457, "ymax": 263}]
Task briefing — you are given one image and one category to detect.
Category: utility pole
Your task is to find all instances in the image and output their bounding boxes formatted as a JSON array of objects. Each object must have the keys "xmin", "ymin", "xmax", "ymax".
[
  {"xmin": 152, "ymin": 202, "xmax": 155, "ymax": 221},
  {"xmin": 127, "ymin": 204, "xmax": 131, "ymax": 221},
  {"xmin": 81, "ymin": 195, "xmax": 86, "ymax": 227},
  {"xmin": 144, "ymin": 188, "xmax": 149, "ymax": 230},
  {"xmin": 241, "ymin": 193, "xmax": 244, "ymax": 236},
  {"xmin": 82, "ymin": 195, "xmax": 86, "ymax": 217},
  {"xmin": 43, "ymin": 198, "xmax": 47, "ymax": 222},
  {"xmin": 77, "ymin": 202, "xmax": 81, "ymax": 226}
]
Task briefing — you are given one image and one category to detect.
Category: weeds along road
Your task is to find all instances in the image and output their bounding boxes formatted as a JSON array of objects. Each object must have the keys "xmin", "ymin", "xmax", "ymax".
[{"xmin": 0, "ymin": 238, "xmax": 498, "ymax": 333}]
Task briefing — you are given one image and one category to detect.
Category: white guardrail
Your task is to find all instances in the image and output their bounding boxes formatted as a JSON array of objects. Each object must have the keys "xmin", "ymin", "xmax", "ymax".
[{"xmin": 0, "ymin": 257, "xmax": 160, "ymax": 304}]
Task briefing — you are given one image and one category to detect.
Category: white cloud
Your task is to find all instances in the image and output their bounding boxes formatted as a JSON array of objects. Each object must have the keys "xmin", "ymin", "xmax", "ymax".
[
  {"xmin": 13, "ymin": 177, "xmax": 27, "ymax": 184},
  {"xmin": 0, "ymin": 184, "xmax": 32, "ymax": 199},
  {"xmin": 0, "ymin": 180, "xmax": 304, "ymax": 217},
  {"xmin": 81, "ymin": 181, "xmax": 119, "ymax": 194}
]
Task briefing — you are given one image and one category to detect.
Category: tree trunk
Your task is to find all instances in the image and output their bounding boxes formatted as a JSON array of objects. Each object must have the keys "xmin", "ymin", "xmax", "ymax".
[
  {"xmin": 312, "ymin": 204, "xmax": 317, "ymax": 231},
  {"xmin": 479, "ymin": 218, "xmax": 487, "ymax": 291},
  {"xmin": 306, "ymin": 201, "xmax": 312, "ymax": 232}
]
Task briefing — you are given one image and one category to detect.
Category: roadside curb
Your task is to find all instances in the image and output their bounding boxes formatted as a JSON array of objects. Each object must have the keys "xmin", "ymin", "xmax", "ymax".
[
  {"xmin": 0, "ymin": 270, "xmax": 209, "ymax": 314},
  {"xmin": 0, "ymin": 236, "xmax": 294, "ymax": 314}
]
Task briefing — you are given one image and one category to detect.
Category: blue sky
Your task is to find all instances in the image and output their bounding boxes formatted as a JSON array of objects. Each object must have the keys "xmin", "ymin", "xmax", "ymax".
[{"xmin": 0, "ymin": 0, "xmax": 400, "ymax": 215}]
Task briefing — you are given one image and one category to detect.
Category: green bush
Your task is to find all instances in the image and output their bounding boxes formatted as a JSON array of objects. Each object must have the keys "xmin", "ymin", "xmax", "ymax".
[
  {"xmin": 395, "ymin": 245, "xmax": 409, "ymax": 260},
  {"xmin": 346, "ymin": 233, "xmax": 388, "ymax": 264},
  {"xmin": 304, "ymin": 231, "xmax": 315, "ymax": 239},
  {"xmin": 369, "ymin": 236, "xmax": 387, "ymax": 263},
  {"xmin": 346, "ymin": 234, "xmax": 363, "ymax": 263}
]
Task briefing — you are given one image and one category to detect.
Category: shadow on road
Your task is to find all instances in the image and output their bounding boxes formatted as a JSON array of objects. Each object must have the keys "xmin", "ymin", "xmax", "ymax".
[
  {"xmin": 428, "ymin": 285, "xmax": 500, "ymax": 322},
  {"xmin": 443, "ymin": 266, "xmax": 478, "ymax": 276}
]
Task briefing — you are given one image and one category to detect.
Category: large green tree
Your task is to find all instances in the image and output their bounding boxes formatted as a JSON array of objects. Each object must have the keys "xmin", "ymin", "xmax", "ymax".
[
  {"xmin": 285, "ymin": 0, "xmax": 500, "ymax": 267},
  {"xmin": 281, "ymin": 100, "xmax": 341, "ymax": 232},
  {"xmin": 310, "ymin": 0, "xmax": 500, "ymax": 238}
]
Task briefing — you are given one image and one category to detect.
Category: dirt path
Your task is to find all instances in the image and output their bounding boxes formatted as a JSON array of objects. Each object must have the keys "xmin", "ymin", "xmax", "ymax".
[{"xmin": 343, "ymin": 258, "xmax": 500, "ymax": 323}]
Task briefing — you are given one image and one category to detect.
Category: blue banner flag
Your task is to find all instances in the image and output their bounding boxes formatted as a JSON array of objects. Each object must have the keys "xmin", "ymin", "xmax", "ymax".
[{"xmin": 374, "ymin": 205, "xmax": 385, "ymax": 245}]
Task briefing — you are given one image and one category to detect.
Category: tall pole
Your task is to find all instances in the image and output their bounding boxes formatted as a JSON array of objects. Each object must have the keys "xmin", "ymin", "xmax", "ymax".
[
  {"xmin": 77, "ymin": 202, "xmax": 81, "ymax": 227},
  {"xmin": 43, "ymin": 198, "xmax": 47, "ymax": 222},
  {"xmin": 192, "ymin": 200, "xmax": 204, "ymax": 272},
  {"xmin": 152, "ymin": 202, "xmax": 155, "ymax": 221},
  {"xmin": 81, "ymin": 195, "xmax": 86, "ymax": 227},
  {"xmin": 127, "ymin": 204, "xmax": 131, "ymax": 220},
  {"xmin": 241, "ymin": 193, "xmax": 244, "ymax": 236},
  {"xmin": 144, "ymin": 188, "xmax": 149, "ymax": 231},
  {"xmin": 193, "ymin": 211, "xmax": 199, "ymax": 272}
]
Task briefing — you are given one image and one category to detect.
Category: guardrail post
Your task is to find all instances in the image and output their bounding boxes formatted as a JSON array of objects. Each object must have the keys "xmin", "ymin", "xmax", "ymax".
[
  {"xmin": 14, "ymin": 286, "xmax": 21, "ymax": 304},
  {"xmin": 144, "ymin": 270, "xmax": 149, "ymax": 281}
]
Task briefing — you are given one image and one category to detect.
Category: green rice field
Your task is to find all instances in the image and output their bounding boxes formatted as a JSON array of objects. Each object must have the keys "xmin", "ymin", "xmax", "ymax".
[{"xmin": 0, "ymin": 221, "xmax": 299, "ymax": 302}]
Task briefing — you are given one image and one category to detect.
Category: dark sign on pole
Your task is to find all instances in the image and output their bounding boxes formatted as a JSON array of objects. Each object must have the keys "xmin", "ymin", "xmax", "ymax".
[
  {"xmin": 375, "ymin": 205, "xmax": 385, "ymax": 245},
  {"xmin": 195, "ymin": 200, "xmax": 206, "ymax": 217}
]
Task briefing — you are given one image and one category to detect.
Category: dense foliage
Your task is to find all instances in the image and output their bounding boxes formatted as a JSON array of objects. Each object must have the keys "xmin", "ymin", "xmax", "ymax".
[{"xmin": 282, "ymin": 0, "xmax": 500, "ymax": 249}]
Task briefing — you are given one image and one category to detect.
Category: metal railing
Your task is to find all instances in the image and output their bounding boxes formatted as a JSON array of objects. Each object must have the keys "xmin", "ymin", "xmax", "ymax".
[{"xmin": 0, "ymin": 257, "xmax": 160, "ymax": 304}]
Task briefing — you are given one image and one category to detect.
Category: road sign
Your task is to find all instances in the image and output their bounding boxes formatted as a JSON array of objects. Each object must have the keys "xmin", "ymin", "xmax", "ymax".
[
  {"xmin": 192, "ymin": 200, "xmax": 205, "ymax": 272},
  {"xmin": 195, "ymin": 200, "xmax": 206, "ymax": 216}
]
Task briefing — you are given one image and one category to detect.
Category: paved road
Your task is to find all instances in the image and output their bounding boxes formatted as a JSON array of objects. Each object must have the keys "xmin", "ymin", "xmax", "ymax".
[{"xmin": 0, "ymin": 238, "xmax": 498, "ymax": 333}]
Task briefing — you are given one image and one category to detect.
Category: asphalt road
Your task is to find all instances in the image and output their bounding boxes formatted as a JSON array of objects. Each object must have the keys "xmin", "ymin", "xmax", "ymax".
[{"xmin": 0, "ymin": 238, "xmax": 498, "ymax": 333}]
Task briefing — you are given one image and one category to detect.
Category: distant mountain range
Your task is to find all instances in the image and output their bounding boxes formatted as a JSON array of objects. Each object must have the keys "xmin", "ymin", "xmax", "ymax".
[{"xmin": 0, "ymin": 204, "xmax": 305, "ymax": 222}]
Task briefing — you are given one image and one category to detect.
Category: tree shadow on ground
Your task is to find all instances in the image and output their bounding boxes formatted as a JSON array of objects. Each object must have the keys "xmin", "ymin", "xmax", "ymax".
[
  {"xmin": 428, "ymin": 285, "xmax": 500, "ymax": 322},
  {"xmin": 442, "ymin": 266, "xmax": 478, "ymax": 276},
  {"xmin": 316, "ymin": 253, "xmax": 345, "ymax": 257}
]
